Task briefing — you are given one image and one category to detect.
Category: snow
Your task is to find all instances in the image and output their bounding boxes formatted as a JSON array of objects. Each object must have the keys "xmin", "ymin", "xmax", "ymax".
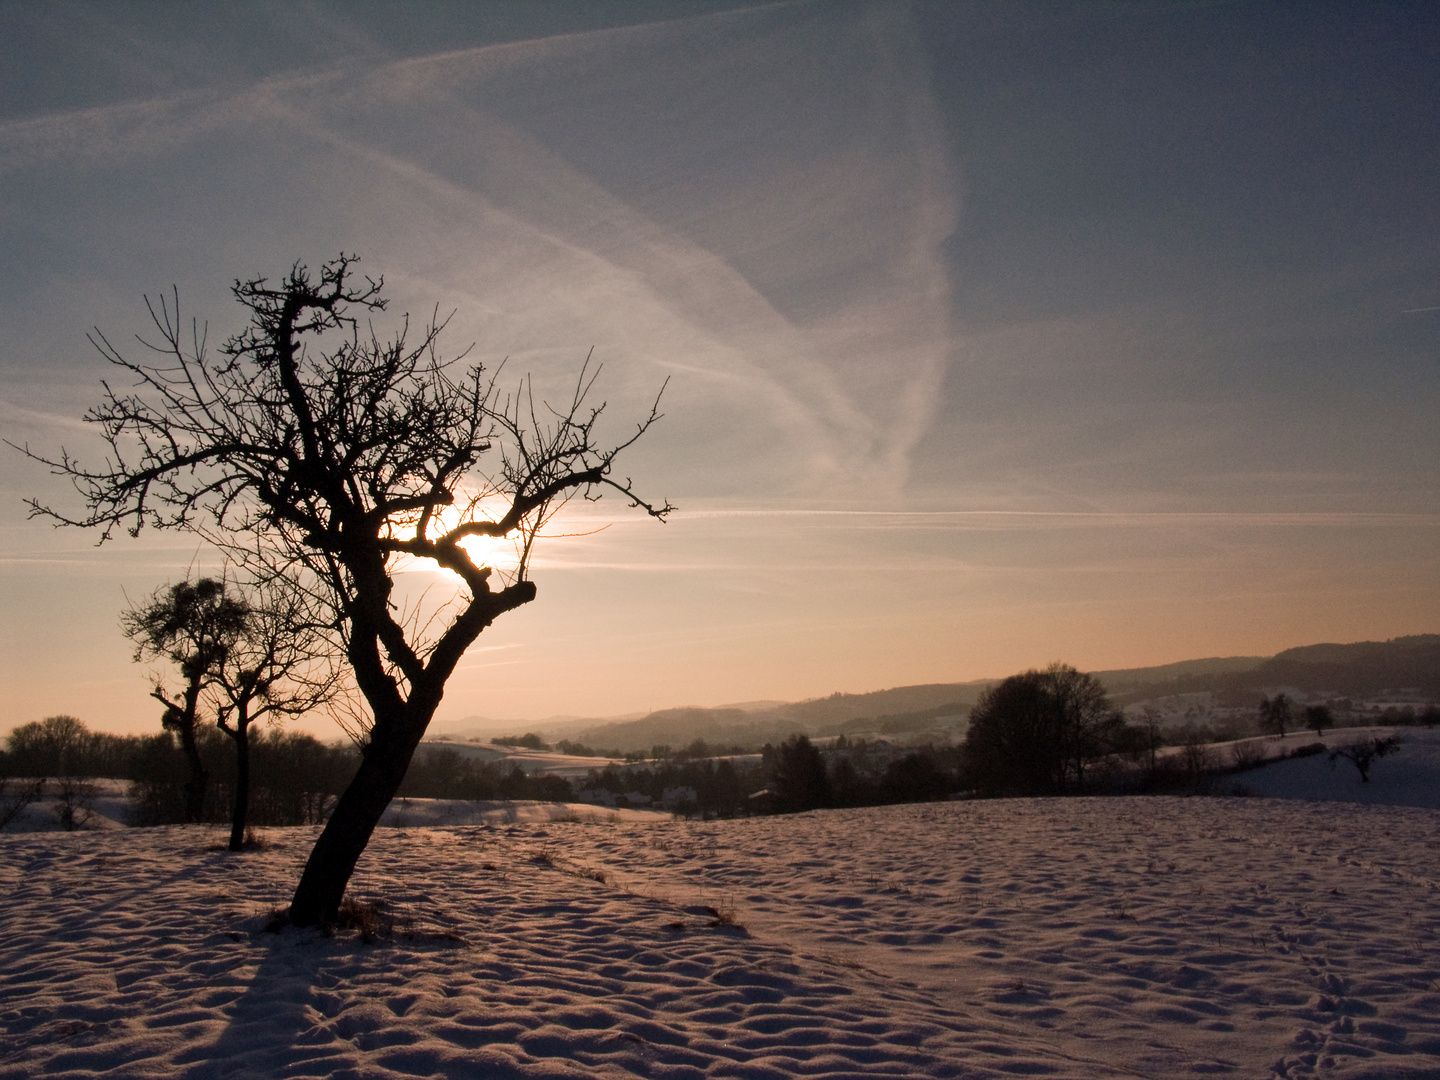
[
  {"xmin": 4, "ymin": 797, "xmax": 1439, "ymax": 1078},
  {"xmin": 2, "ymin": 785, "xmax": 669, "ymax": 834},
  {"xmin": 1213, "ymin": 727, "xmax": 1440, "ymax": 810},
  {"xmin": 378, "ymin": 798, "xmax": 668, "ymax": 828}
]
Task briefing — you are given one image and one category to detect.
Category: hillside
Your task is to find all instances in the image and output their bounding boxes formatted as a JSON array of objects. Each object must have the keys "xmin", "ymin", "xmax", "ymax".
[
  {"xmin": 1257, "ymin": 634, "xmax": 1440, "ymax": 696},
  {"xmin": 1105, "ymin": 634, "xmax": 1440, "ymax": 706},
  {"xmin": 1091, "ymin": 654, "xmax": 1266, "ymax": 691},
  {"xmin": 448, "ymin": 635, "xmax": 1437, "ymax": 753},
  {"xmin": 562, "ymin": 683, "xmax": 989, "ymax": 753}
]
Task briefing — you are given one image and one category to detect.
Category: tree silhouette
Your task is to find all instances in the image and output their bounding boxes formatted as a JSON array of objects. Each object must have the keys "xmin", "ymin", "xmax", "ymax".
[
  {"xmin": 209, "ymin": 581, "xmax": 339, "ymax": 850},
  {"xmin": 4, "ymin": 714, "xmax": 89, "ymax": 777},
  {"xmin": 122, "ymin": 578, "xmax": 249, "ymax": 822},
  {"xmin": 23, "ymin": 255, "xmax": 669, "ymax": 924},
  {"xmin": 1304, "ymin": 703, "xmax": 1335, "ymax": 738},
  {"xmin": 961, "ymin": 664, "xmax": 1121, "ymax": 796},
  {"xmin": 1329, "ymin": 736, "xmax": 1401, "ymax": 782},
  {"xmin": 1258, "ymin": 694, "xmax": 1293, "ymax": 738},
  {"xmin": 770, "ymin": 734, "xmax": 830, "ymax": 813}
]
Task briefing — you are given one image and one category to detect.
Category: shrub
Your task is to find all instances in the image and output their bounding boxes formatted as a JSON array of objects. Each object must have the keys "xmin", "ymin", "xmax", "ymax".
[{"xmin": 1228, "ymin": 739, "xmax": 1266, "ymax": 770}]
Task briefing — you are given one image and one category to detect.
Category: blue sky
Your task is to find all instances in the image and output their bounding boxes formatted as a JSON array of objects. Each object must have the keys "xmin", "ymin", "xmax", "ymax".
[{"xmin": 2, "ymin": 1, "xmax": 1436, "ymax": 735}]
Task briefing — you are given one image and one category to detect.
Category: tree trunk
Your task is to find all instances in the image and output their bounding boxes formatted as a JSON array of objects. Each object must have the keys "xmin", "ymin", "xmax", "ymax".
[
  {"xmin": 287, "ymin": 711, "xmax": 427, "ymax": 926},
  {"xmin": 228, "ymin": 720, "xmax": 251, "ymax": 851},
  {"xmin": 177, "ymin": 720, "xmax": 209, "ymax": 824}
]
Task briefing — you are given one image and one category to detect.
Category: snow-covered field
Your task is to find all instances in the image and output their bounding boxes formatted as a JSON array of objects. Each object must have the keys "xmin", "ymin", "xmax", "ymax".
[
  {"xmin": 1212, "ymin": 727, "xmax": 1440, "ymax": 810},
  {"xmin": 4, "ymin": 797, "xmax": 1438, "ymax": 1079}
]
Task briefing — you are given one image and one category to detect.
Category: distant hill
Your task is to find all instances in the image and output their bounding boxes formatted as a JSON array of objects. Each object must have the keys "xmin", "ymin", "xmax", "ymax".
[
  {"xmin": 1104, "ymin": 635, "xmax": 1440, "ymax": 705},
  {"xmin": 565, "ymin": 683, "xmax": 991, "ymax": 753},
  {"xmin": 1093, "ymin": 656, "xmax": 1266, "ymax": 692},
  {"xmin": 1250, "ymin": 635, "xmax": 1440, "ymax": 697},
  {"xmin": 452, "ymin": 635, "xmax": 1437, "ymax": 752}
]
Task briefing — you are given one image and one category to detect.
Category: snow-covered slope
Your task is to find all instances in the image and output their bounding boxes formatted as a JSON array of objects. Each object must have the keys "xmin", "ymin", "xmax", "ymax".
[
  {"xmin": 3, "ymin": 798, "xmax": 1437, "ymax": 1078},
  {"xmin": 1215, "ymin": 726, "xmax": 1440, "ymax": 809}
]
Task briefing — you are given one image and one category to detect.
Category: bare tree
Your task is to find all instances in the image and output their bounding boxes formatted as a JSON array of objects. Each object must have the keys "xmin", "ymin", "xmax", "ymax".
[
  {"xmin": 1138, "ymin": 706, "xmax": 1163, "ymax": 774},
  {"xmin": 1258, "ymin": 693, "xmax": 1293, "ymax": 738},
  {"xmin": 52, "ymin": 776, "xmax": 98, "ymax": 831},
  {"xmin": 20, "ymin": 255, "xmax": 669, "ymax": 924},
  {"xmin": 1329, "ymin": 736, "xmax": 1402, "ymax": 783},
  {"xmin": 961, "ymin": 664, "xmax": 1121, "ymax": 795},
  {"xmin": 1048, "ymin": 664, "xmax": 1124, "ymax": 792},
  {"xmin": 209, "ymin": 581, "xmax": 339, "ymax": 850},
  {"xmin": 1304, "ymin": 703, "xmax": 1335, "ymax": 737},
  {"xmin": 122, "ymin": 578, "xmax": 250, "ymax": 822},
  {"xmin": 0, "ymin": 778, "xmax": 45, "ymax": 832}
]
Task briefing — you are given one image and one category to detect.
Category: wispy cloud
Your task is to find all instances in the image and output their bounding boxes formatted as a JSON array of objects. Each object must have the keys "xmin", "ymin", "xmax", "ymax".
[
  {"xmin": 0, "ymin": 396, "xmax": 94, "ymax": 435},
  {"xmin": 1, "ymin": 2, "xmax": 956, "ymax": 504}
]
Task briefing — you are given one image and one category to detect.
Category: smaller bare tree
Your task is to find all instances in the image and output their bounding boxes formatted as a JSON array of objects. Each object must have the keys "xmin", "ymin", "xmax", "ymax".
[
  {"xmin": 123, "ymin": 579, "xmax": 249, "ymax": 822},
  {"xmin": 1329, "ymin": 736, "xmax": 1401, "ymax": 783},
  {"xmin": 1258, "ymin": 693, "xmax": 1293, "ymax": 738},
  {"xmin": 1228, "ymin": 738, "xmax": 1266, "ymax": 770},
  {"xmin": 209, "ymin": 582, "xmax": 339, "ymax": 850},
  {"xmin": 52, "ymin": 776, "xmax": 97, "ymax": 831},
  {"xmin": 1304, "ymin": 704, "xmax": 1335, "ymax": 737},
  {"xmin": 1179, "ymin": 730, "xmax": 1216, "ymax": 785},
  {"xmin": 0, "ymin": 777, "xmax": 45, "ymax": 832},
  {"xmin": 1138, "ymin": 706, "xmax": 1163, "ymax": 774}
]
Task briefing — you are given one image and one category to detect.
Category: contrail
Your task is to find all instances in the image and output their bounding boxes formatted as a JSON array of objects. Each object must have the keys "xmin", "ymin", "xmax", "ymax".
[{"xmin": 1401, "ymin": 305, "xmax": 1440, "ymax": 313}]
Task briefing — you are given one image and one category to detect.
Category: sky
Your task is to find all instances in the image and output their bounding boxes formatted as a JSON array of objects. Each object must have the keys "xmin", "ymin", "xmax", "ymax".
[{"xmin": 1, "ymin": 0, "xmax": 1436, "ymax": 738}]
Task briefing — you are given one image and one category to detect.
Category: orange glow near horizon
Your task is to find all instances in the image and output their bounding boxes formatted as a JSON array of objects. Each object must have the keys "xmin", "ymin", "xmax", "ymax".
[{"xmin": 2, "ymin": 3, "xmax": 1436, "ymax": 739}]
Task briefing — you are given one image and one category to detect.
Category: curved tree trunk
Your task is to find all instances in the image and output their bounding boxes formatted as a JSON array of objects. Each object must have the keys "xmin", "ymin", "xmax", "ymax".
[
  {"xmin": 227, "ymin": 720, "xmax": 251, "ymax": 851},
  {"xmin": 287, "ymin": 711, "xmax": 428, "ymax": 926}
]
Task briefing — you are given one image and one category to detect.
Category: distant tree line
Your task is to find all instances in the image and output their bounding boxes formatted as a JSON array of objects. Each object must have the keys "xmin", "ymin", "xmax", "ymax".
[
  {"xmin": 491, "ymin": 733, "xmax": 755, "ymax": 763},
  {"xmin": 12, "ymin": 667, "xmax": 1428, "ymax": 831},
  {"xmin": 1, "ymin": 720, "xmax": 599, "ymax": 829},
  {"xmin": 608, "ymin": 662, "xmax": 1437, "ymax": 815},
  {"xmin": 1, "ymin": 715, "xmax": 354, "ymax": 828},
  {"xmin": 571, "ymin": 734, "xmax": 963, "ymax": 817},
  {"xmin": 397, "ymin": 747, "xmax": 575, "ymax": 802},
  {"xmin": 567, "ymin": 665, "xmax": 1199, "ymax": 817},
  {"xmin": 491, "ymin": 733, "xmax": 551, "ymax": 750},
  {"xmin": 581, "ymin": 756, "xmax": 756, "ymax": 815}
]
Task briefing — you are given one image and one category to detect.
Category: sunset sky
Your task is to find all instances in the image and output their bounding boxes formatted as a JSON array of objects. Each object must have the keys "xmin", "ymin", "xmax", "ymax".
[{"xmin": 2, "ymin": 1, "xmax": 1436, "ymax": 737}]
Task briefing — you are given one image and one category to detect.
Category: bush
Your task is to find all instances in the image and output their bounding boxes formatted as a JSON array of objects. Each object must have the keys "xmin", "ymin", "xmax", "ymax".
[{"xmin": 1228, "ymin": 739, "xmax": 1266, "ymax": 770}]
